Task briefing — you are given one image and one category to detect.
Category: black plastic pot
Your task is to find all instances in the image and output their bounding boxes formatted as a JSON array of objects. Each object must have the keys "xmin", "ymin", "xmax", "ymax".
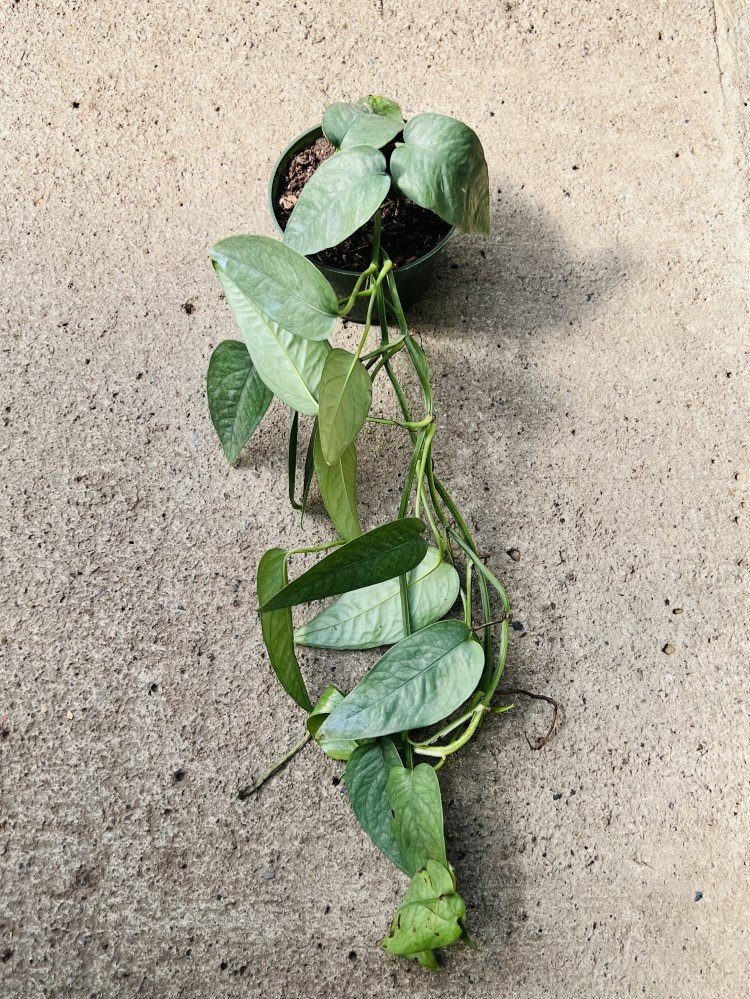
[{"xmin": 268, "ymin": 126, "xmax": 454, "ymax": 323}]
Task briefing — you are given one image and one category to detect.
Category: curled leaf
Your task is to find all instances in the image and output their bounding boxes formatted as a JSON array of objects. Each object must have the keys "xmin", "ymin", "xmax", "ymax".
[
  {"xmin": 383, "ymin": 860, "xmax": 468, "ymax": 965},
  {"xmin": 257, "ymin": 549, "xmax": 311, "ymax": 711},
  {"xmin": 307, "ymin": 686, "xmax": 358, "ymax": 760}
]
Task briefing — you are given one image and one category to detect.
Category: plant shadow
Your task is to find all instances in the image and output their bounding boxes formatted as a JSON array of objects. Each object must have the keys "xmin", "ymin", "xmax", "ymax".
[{"xmin": 355, "ymin": 185, "xmax": 628, "ymax": 971}]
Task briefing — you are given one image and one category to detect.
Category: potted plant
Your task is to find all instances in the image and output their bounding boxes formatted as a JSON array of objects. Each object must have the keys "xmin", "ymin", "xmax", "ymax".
[{"xmin": 206, "ymin": 95, "xmax": 545, "ymax": 969}]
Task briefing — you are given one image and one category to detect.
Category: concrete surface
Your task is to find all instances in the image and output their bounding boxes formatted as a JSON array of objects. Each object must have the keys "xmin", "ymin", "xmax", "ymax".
[{"xmin": 2, "ymin": 2, "xmax": 749, "ymax": 996}]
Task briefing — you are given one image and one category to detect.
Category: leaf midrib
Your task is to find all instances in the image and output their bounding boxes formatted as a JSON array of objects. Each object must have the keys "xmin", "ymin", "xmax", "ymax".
[{"xmin": 219, "ymin": 251, "xmax": 334, "ymax": 322}]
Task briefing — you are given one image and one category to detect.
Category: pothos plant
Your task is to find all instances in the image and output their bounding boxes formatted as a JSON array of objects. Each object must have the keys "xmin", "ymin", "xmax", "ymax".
[{"xmin": 207, "ymin": 96, "xmax": 524, "ymax": 970}]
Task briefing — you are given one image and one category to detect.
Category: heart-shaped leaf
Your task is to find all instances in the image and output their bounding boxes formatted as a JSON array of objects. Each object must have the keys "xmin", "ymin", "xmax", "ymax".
[
  {"xmin": 390, "ymin": 112, "xmax": 490, "ymax": 235},
  {"xmin": 259, "ymin": 518, "xmax": 427, "ymax": 612},
  {"xmin": 210, "ymin": 236, "xmax": 338, "ymax": 341},
  {"xmin": 257, "ymin": 548, "xmax": 312, "ymax": 711},
  {"xmin": 294, "ymin": 547, "xmax": 459, "ymax": 650},
  {"xmin": 207, "ymin": 340, "xmax": 272, "ymax": 464},
  {"xmin": 319, "ymin": 620, "xmax": 483, "ymax": 739},
  {"xmin": 214, "ymin": 263, "xmax": 330, "ymax": 416},
  {"xmin": 313, "ymin": 430, "xmax": 361, "ymax": 541},
  {"xmin": 307, "ymin": 686, "xmax": 358, "ymax": 760},
  {"xmin": 344, "ymin": 737, "xmax": 407, "ymax": 872},
  {"xmin": 318, "ymin": 348, "xmax": 372, "ymax": 465},
  {"xmin": 323, "ymin": 101, "xmax": 404, "ymax": 151},
  {"xmin": 387, "ymin": 765, "xmax": 447, "ymax": 875},
  {"xmin": 383, "ymin": 860, "xmax": 467, "ymax": 962},
  {"xmin": 283, "ymin": 146, "xmax": 391, "ymax": 256}
]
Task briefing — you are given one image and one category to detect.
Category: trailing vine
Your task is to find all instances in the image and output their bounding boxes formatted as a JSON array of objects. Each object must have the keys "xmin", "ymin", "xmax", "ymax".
[{"xmin": 207, "ymin": 95, "xmax": 554, "ymax": 969}]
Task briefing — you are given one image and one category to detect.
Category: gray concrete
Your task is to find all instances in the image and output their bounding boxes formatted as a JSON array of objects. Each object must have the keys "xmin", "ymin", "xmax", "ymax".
[{"xmin": 2, "ymin": 2, "xmax": 749, "ymax": 996}]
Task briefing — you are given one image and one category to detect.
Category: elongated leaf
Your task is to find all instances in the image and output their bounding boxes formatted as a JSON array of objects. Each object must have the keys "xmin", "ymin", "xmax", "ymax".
[
  {"xmin": 344, "ymin": 738, "xmax": 407, "ymax": 873},
  {"xmin": 307, "ymin": 686, "xmax": 358, "ymax": 760},
  {"xmin": 207, "ymin": 340, "xmax": 272, "ymax": 464},
  {"xmin": 383, "ymin": 860, "xmax": 466, "ymax": 962},
  {"xmin": 288, "ymin": 410, "xmax": 301, "ymax": 510},
  {"xmin": 295, "ymin": 547, "xmax": 459, "ymax": 650},
  {"xmin": 355, "ymin": 94, "xmax": 403, "ymax": 120},
  {"xmin": 283, "ymin": 146, "xmax": 391, "ymax": 256},
  {"xmin": 301, "ymin": 418, "xmax": 317, "ymax": 518},
  {"xmin": 257, "ymin": 549, "xmax": 311, "ymax": 711},
  {"xmin": 323, "ymin": 101, "xmax": 404, "ymax": 151},
  {"xmin": 387, "ymin": 765, "xmax": 447, "ymax": 876},
  {"xmin": 318, "ymin": 348, "xmax": 372, "ymax": 465},
  {"xmin": 313, "ymin": 431, "xmax": 361, "ymax": 541},
  {"xmin": 320, "ymin": 620, "xmax": 483, "ymax": 739},
  {"xmin": 259, "ymin": 518, "xmax": 427, "ymax": 613},
  {"xmin": 210, "ymin": 235, "xmax": 338, "ymax": 341},
  {"xmin": 390, "ymin": 112, "xmax": 490, "ymax": 235},
  {"xmin": 214, "ymin": 264, "xmax": 330, "ymax": 416}
]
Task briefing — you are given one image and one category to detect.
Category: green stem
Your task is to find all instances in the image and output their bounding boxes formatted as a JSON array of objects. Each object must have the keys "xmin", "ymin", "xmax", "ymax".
[
  {"xmin": 337, "ymin": 264, "xmax": 377, "ymax": 317},
  {"xmin": 366, "ymin": 414, "xmax": 434, "ymax": 431},
  {"xmin": 238, "ymin": 732, "xmax": 311, "ymax": 799},
  {"xmin": 286, "ymin": 538, "xmax": 346, "ymax": 557}
]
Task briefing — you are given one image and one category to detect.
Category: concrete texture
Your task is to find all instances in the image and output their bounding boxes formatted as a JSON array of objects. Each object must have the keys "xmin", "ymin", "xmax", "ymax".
[{"xmin": 2, "ymin": 2, "xmax": 749, "ymax": 996}]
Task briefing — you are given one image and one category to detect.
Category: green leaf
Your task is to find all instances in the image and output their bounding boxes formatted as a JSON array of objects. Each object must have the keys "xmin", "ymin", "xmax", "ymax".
[
  {"xmin": 283, "ymin": 146, "xmax": 391, "ymax": 256},
  {"xmin": 383, "ymin": 860, "xmax": 467, "ymax": 961},
  {"xmin": 387, "ymin": 765, "xmax": 447, "ymax": 875},
  {"xmin": 355, "ymin": 94, "xmax": 403, "ymax": 120},
  {"xmin": 214, "ymin": 263, "xmax": 330, "ymax": 416},
  {"xmin": 344, "ymin": 738, "xmax": 408, "ymax": 873},
  {"xmin": 294, "ymin": 547, "xmax": 460, "ymax": 650},
  {"xmin": 313, "ymin": 431, "xmax": 361, "ymax": 541},
  {"xmin": 300, "ymin": 418, "xmax": 317, "ymax": 518},
  {"xmin": 307, "ymin": 686, "xmax": 358, "ymax": 760},
  {"xmin": 318, "ymin": 348, "xmax": 372, "ymax": 465},
  {"xmin": 259, "ymin": 518, "xmax": 427, "ymax": 613},
  {"xmin": 319, "ymin": 620, "xmax": 483, "ymax": 740},
  {"xmin": 210, "ymin": 235, "xmax": 338, "ymax": 341},
  {"xmin": 257, "ymin": 549, "xmax": 312, "ymax": 711},
  {"xmin": 323, "ymin": 101, "xmax": 404, "ymax": 151},
  {"xmin": 288, "ymin": 410, "xmax": 301, "ymax": 510},
  {"xmin": 207, "ymin": 340, "xmax": 272, "ymax": 464},
  {"xmin": 390, "ymin": 112, "xmax": 490, "ymax": 236}
]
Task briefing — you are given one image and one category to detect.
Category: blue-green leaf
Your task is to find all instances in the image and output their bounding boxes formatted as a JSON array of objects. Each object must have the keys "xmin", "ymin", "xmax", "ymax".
[
  {"xmin": 207, "ymin": 340, "xmax": 272, "ymax": 464},
  {"xmin": 387, "ymin": 764, "xmax": 447, "ymax": 875},
  {"xmin": 390, "ymin": 113, "xmax": 490, "ymax": 235},
  {"xmin": 210, "ymin": 235, "xmax": 338, "ymax": 341},
  {"xmin": 318, "ymin": 348, "xmax": 372, "ymax": 465},
  {"xmin": 344, "ymin": 738, "xmax": 407, "ymax": 872},
  {"xmin": 214, "ymin": 263, "xmax": 330, "ymax": 416},
  {"xmin": 294, "ymin": 548, "xmax": 459, "ymax": 650},
  {"xmin": 320, "ymin": 620, "xmax": 483, "ymax": 740},
  {"xmin": 283, "ymin": 146, "xmax": 391, "ymax": 256},
  {"xmin": 323, "ymin": 100, "xmax": 404, "ymax": 151},
  {"xmin": 313, "ymin": 431, "xmax": 361, "ymax": 542}
]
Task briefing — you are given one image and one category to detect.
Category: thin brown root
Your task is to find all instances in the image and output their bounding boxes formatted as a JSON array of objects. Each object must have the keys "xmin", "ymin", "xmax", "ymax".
[{"xmin": 495, "ymin": 688, "xmax": 559, "ymax": 750}]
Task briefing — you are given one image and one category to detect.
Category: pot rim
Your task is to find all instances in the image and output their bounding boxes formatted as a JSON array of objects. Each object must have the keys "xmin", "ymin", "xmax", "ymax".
[{"xmin": 267, "ymin": 124, "xmax": 456, "ymax": 277}]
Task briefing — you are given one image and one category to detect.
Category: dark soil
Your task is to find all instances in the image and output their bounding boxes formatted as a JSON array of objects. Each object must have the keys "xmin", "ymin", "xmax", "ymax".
[{"xmin": 275, "ymin": 136, "xmax": 451, "ymax": 271}]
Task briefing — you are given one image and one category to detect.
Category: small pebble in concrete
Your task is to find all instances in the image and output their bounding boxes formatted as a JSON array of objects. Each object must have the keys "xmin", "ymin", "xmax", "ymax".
[
  {"xmin": 694, "ymin": 891, "xmax": 703, "ymax": 902},
  {"xmin": 672, "ymin": 607, "xmax": 684, "ymax": 615},
  {"xmin": 507, "ymin": 548, "xmax": 521, "ymax": 561},
  {"xmin": 662, "ymin": 643, "xmax": 676, "ymax": 655}
]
